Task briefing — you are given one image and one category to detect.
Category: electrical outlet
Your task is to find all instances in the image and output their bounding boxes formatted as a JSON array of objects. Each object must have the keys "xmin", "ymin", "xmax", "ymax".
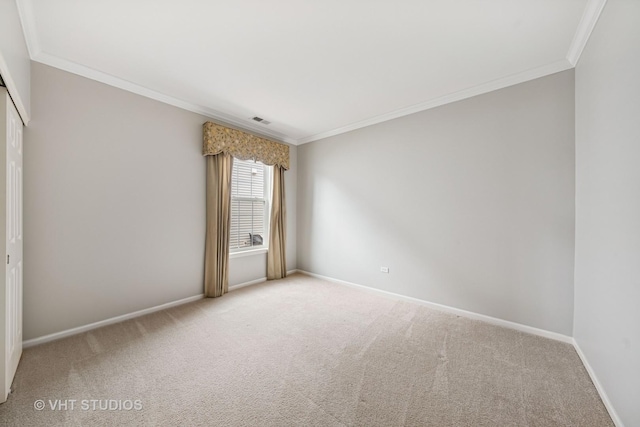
[{"xmin": 380, "ymin": 267, "xmax": 389, "ymax": 273}]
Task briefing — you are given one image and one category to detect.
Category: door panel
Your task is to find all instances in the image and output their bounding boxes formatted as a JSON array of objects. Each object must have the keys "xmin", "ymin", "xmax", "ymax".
[{"xmin": 4, "ymin": 93, "xmax": 23, "ymax": 398}]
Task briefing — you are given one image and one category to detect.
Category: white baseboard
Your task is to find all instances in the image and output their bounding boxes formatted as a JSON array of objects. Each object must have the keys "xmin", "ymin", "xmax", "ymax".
[
  {"xmin": 24, "ymin": 270, "xmax": 301, "ymax": 348},
  {"xmin": 229, "ymin": 277, "xmax": 266, "ymax": 291},
  {"xmin": 228, "ymin": 270, "xmax": 299, "ymax": 291},
  {"xmin": 573, "ymin": 339, "xmax": 625, "ymax": 427},
  {"xmin": 19, "ymin": 268, "xmax": 622, "ymax": 425},
  {"xmin": 297, "ymin": 270, "xmax": 573, "ymax": 344},
  {"xmin": 22, "ymin": 294, "xmax": 204, "ymax": 348}
]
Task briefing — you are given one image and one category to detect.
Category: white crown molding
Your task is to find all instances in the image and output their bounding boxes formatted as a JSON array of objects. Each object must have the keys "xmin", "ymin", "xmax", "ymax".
[
  {"xmin": 33, "ymin": 52, "xmax": 297, "ymax": 144},
  {"xmin": 15, "ymin": 0, "xmax": 40, "ymax": 58},
  {"xmin": 0, "ymin": 53, "xmax": 30, "ymax": 125},
  {"xmin": 21, "ymin": 51, "xmax": 295, "ymax": 144},
  {"xmin": 1, "ymin": 0, "xmax": 34, "ymax": 125},
  {"xmin": 16, "ymin": 0, "xmax": 594, "ymax": 145},
  {"xmin": 17, "ymin": 2, "xmax": 295, "ymax": 143},
  {"xmin": 296, "ymin": 59, "xmax": 573, "ymax": 145},
  {"xmin": 566, "ymin": 0, "xmax": 608, "ymax": 66}
]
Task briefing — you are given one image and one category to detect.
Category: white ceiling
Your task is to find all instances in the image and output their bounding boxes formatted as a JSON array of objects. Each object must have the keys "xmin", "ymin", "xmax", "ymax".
[{"xmin": 17, "ymin": 0, "xmax": 603, "ymax": 145}]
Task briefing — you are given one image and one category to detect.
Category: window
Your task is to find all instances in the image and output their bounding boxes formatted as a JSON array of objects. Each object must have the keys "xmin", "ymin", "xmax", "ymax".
[{"xmin": 230, "ymin": 158, "xmax": 271, "ymax": 252}]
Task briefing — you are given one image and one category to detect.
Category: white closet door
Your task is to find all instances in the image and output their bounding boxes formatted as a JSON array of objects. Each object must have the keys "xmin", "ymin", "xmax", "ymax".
[{"xmin": 4, "ymin": 92, "xmax": 22, "ymax": 400}]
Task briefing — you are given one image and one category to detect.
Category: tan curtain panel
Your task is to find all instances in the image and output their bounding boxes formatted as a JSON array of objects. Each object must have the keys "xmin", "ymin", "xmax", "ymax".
[
  {"xmin": 203, "ymin": 122, "xmax": 289, "ymax": 286},
  {"xmin": 204, "ymin": 153, "xmax": 233, "ymax": 297},
  {"xmin": 267, "ymin": 165, "xmax": 287, "ymax": 280},
  {"xmin": 203, "ymin": 122, "xmax": 289, "ymax": 170}
]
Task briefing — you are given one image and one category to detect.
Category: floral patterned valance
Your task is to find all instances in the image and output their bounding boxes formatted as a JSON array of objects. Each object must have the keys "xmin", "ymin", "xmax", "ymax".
[{"xmin": 203, "ymin": 122, "xmax": 289, "ymax": 170}]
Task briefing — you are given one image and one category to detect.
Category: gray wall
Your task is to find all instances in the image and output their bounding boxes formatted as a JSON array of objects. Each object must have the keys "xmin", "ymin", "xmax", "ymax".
[
  {"xmin": 24, "ymin": 62, "xmax": 296, "ymax": 340},
  {"xmin": 574, "ymin": 0, "xmax": 640, "ymax": 425},
  {"xmin": 0, "ymin": 0, "xmax": 31, "ymax": 121},
  {"xmin": 297, "ymin": 70, "xmax": 575, "ymax": 335}
]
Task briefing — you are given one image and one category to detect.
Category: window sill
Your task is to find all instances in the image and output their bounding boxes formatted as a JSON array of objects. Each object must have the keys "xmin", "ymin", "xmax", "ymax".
[{"xmin": 230, "ymin": 248, "xmax": 268, "ymax": 259}]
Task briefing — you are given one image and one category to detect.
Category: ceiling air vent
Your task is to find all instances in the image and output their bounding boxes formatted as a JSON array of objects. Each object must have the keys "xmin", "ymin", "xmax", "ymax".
[{"xmin": 251, "ymin": 116, "xmax": 271, "ymax": 125}]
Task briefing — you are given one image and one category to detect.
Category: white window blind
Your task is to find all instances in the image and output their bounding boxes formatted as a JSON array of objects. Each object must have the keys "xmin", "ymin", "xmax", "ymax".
[{"xmin": 230, "ymin": 158, "xmax": 269, "ymax": 251}]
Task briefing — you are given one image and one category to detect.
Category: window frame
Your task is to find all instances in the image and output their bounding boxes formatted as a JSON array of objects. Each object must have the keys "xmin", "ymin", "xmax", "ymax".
[{"xmin": 229, "ymin": 158, "xmax": 272, "ymax": 257}]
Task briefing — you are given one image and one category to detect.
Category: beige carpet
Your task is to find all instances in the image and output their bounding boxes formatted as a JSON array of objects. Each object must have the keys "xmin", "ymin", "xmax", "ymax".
[{"xmin": 0, "ymin": 274, "xmax": 613, "ymax": 426}]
